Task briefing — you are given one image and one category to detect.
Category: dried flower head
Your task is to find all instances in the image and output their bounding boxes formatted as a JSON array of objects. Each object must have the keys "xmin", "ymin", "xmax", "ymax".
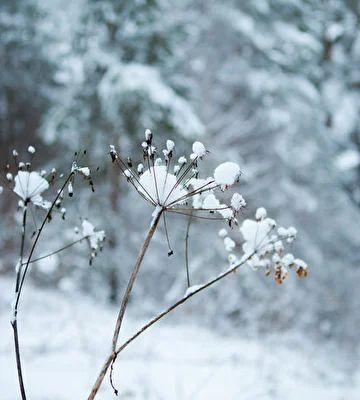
[
  {"xmin": 13, "ymin": 171, "xmax": 51, "ymax": 209},
  {"xmin": 109, "ymin": 129, "xmax": 245, "ymax": 254},
  {"xmin": 220, "ymin": 207, "xmax": 308, "ymax": 284},
  {"xmin": 1, "ymin": 148, "xmax": 97, "ymax": 222},
  {"xmin": 81, "ymin": 219, "xmax": 106, "ymax": 265}
]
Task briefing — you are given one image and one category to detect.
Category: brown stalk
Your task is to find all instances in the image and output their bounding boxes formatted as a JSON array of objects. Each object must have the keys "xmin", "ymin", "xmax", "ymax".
[
  {"xmin": 87, "ymin": 208, "xmax": 163, "ymax": 400},
  {"xmin": 87, "ymin": 251, "xmax": 255, "ymax": 400}
]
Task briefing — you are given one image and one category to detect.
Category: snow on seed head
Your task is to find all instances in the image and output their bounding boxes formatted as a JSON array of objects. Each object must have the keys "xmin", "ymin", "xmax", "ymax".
[
  {"xmin": 78, "ymin": 167, "xmax": 90, "ymax": 177},
  {"xmin": 137, "ymin": 163, "xmax": 144, "ymax": 174},
  {"xmin": 28, "ymin": 146, "xmax": 36, "ymax": 154},
  {"xmin": 145, "ymin": 129, "xmax": 152, "ymax": 142},
  {"xmin": 166, "ymin": 140, "xmax": 175, "ymax": 152},
  {"xmin": 240, "ymin": 218, "xmax": 274, "ymax": 254},
  {"xmin": 81, "ymin": 220, "xmax": 106, "ymax": 264},
  {"xmin": 124, "ymin": 169, "xmax": 132, "ymax": 179},
  {"xmin": 231, "ymin": 193, "xmax": 246, "ymax": 212},
  {"xmin": 13, "ymin": 171, "xmax": 50, "ymax": 209},
  {"xmin": 68, "ymin": 182, "xmax": 74, "ymax": 197},
  {"xmin": 192, "ymin": 141, "xmax": 206, "ymax": 158},
  {"xmin": 214, "ymin": 162, "xmax": 240, "ymax": 187},
  {"xmin": 282, "ymin": 253, "xmax": 294, "ymax": 267},
  {"xmin": 255, "ymin": 207, "xmax": 267, "ymax": 220},
  {"xmin": 138, "ymin": 165, "xmax": 187, "ymax": 206},
  {"xmin": 178, "ymin": 156, "xmax": 187, "ymax": 164},
  {"xmin": 218, "ymin": 207, "xmax": 234, "ymax": 220},
  {"xmin": 274, "ymin": 240, "xmax": 284, "ymax": 253},
  {"xmin": 218, "ymin": 228, "xmax": 228, "ymax": 238},
  {"xmin": 202, "ymin": 193, "xmax": 220, "ymax": 209},
  {"xmin": 224, "ymin": 236, "xmax": 236, "ymax": 252}
]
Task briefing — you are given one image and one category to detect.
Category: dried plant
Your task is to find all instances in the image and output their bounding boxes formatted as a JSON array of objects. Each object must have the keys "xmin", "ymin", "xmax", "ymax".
[
  {"xmin": 0, "ymin": 135, "xmax": 307, "ymax": 400},
  {"xmin": 87, "ymin": 130, "xmax": 308, "ymax": 399},
  {"xmin": 1, "ymin": 147, "xmax": 105, "ymax": 400}
]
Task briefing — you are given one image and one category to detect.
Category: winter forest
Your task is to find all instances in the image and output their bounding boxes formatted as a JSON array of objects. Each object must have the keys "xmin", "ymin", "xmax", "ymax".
[{"xmin": 0, "ymin": 0, "xmax": 359, "ymax": 399}]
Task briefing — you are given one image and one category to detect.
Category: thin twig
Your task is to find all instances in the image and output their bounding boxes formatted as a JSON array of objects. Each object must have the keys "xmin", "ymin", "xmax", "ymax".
[
  {"xmin": 11, "ymin": 205, "xmax": 28, "ymax": 400},
  {"xmin": 163, "ymin": 212, "xmax": 173, "ymax": 256},
  {"xmin": 163, "ymin": 157, "xmax": 198, "ymax": 206},
  {"xmin": 167, "ymin": 209, "xmax": 225, "ymax": 221},
  {"xmin": 21, "ymin": 236, "xmax": 88, "ymax": 266},
  {"xmin": 184, "ymin": 209, "xmax": 193, "ymax": 287},
  {"xmin": 14, "ymin": 172, "xmax": 74, "ymax": 311},
  {"xmin": 115, "ymin": 253, "xmax": 254, "ymax": 356},
  {"xmin": 114, "ymin": 157, "xmax": 157, "ymax": 206}
]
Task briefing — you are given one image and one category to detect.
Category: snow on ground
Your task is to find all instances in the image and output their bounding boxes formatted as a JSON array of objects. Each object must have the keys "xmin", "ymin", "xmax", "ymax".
[{"xmin": 0, "ymin": 277, "xmax": 357, "ymax": 400}]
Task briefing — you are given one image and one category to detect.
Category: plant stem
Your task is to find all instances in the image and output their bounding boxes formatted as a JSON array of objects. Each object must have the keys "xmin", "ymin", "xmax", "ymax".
[
  {"xmin": 113, "ymin": 253, "xmax": 254, "ymax": 357},
  {"xmin": 87, "ymin": 250, "xmax": 254, "ymax": 400},
  {"xmin": 184, "ymin": 210, "xmax": 193, "ymax": 287},
  {"xmin": 11, "ymin": 206, "xmax": 28, "ymax": 400},
  {"xmin": 111, "ymin": 207, "xmax": 163, "ymax": 350},
  {"xmin": 12, "ymin": 320, "xmax": 27, "ymax": 400},
  {"xmin": 14, "ymin": 173, "xmax": 74, "ymax": 311},
  {"xmin": 21, "ymin": 236, "xmax": 88, "ymax": 266},
  {"xmin": 11, "ymin": 173, "xmax": 73, "ymax": 400},
  {"xmin": 87, "ymin": 207, "xmax": 163, "ymax": 400}
]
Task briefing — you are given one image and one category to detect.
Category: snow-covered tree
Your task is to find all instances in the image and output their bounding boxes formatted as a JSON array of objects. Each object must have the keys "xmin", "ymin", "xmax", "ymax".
[
  {"xmin": 0, "ymin": 0, "xmax": 55, "ymax": 150},
  {"xmin": 40, "ymin": 0, "xmax": 204, "ymax": 302}
]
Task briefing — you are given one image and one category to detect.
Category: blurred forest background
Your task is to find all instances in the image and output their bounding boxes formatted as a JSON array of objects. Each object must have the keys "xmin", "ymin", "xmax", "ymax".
[{"xmin": 1, "ymin": 0, "xmax": 360, "ymax": 398}]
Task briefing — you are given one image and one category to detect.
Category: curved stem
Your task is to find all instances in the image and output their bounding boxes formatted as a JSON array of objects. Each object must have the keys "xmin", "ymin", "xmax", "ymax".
[
  {"xmin": 11, "ymin": 173, "xmax": 73, "ymax": 400},
  {"xmin": 11, "ymin": 206, "xmax": 28, "ymax": 400}
]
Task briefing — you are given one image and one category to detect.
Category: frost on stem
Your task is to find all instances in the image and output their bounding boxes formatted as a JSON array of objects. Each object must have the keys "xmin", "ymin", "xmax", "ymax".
[
  {"xmin": 184, "ymin": 284, "xmax": 202, "ymax": 297},
  {"xmin": 220, "ymin": 207, "xmax": 309, "ymax": 284}
]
